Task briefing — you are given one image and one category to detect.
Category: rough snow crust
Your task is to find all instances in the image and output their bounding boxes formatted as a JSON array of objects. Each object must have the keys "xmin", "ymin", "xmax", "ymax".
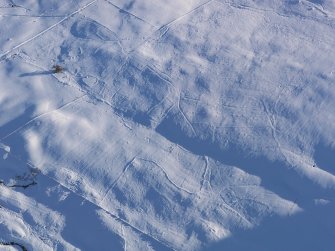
[{"xmin": 0, "ymin": 0, "xmax": 335, "ymax": 250}]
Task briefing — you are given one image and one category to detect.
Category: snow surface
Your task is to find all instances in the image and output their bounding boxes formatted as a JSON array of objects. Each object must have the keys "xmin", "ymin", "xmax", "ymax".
[{"xmin": 0, "ymin": 0, "xmax": 335, "ymax": 250}]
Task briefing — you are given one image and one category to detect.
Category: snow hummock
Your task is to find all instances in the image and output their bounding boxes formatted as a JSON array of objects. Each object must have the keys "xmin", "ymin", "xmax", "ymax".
[{"xmin": 0, "ymin": 0, "xmax": 335, "ymax": 250}]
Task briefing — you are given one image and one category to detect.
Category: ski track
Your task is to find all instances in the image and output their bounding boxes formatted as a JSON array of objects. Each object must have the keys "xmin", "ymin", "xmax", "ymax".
[
  {"xmin": 200, "ymin": 156, "xmax": 211, "ymax": 191},
  {"xmin": 99, "ymin": 156, "xmax": 138, "ymax": 204},
  {"xmin": 219, "ymin": 195, "xmax": 253, "ymax": 227},
  {"xmin": 138, "ymin": 158, "xmax": 195, "ymax": 195},
  {"xmin": 103, "ymin": 0, "xmax": 157, "ymax": 28},
  {"xmin": 177, "ymin": 93, "xmax": 197, "ymax": 137},
  {"xmin": 128, "ymin": 0, "xmax": 216, "ymax": 54},
  {"xmin": 0, "ymin": 95, "xmax": 87, "ymax": 141},
  {"xmin": 161, "ymin": 0, "xmax": 214, "ymax": 28},
  {"xmin": 3, "ymin": 150, "xmax": 175, "ymax": 251},
  {"xmin": 1, "ymin": 0, "xmax": 335, "ymax": 249},
  {"xmin": 0, "ymin": 0, "xmax": 98, "ymax": 61}
]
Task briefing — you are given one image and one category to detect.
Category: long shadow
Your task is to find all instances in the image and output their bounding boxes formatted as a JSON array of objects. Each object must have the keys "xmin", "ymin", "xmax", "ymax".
[
  {"xmin": 1, "ymin": 140, "xmax": 170, "ymax": 251},
  {"xmin": 19, "ymin": 70, "xmax": 54, "ymax": 77},
  {"xmin": 5, "ymin": 169, "xmax": 125, "ymax": 251},
  {"xmin": 156, "ymin": 111, "xmax": 335, "ymax": 207},
  {"xmin": 1, "ymin": 117, "xmax": 170, "ymax": 249},
  {"xmin": 1, "ymin": 124, "xmax": 125, "ymax": 250},
  {"xmin": 314, "ymin": 141, "xmax": 335, "ymax": 176},
  {"xmin": 0, "ymin": 105, "xmax": 35, "ymax": 139},
  {"xmin": 202, "ymin": 201, "xmax": 335, "ymax": 251},
  {"xmin": 154, "ymin": 112, "xmax": 335, "ymax": 250}
]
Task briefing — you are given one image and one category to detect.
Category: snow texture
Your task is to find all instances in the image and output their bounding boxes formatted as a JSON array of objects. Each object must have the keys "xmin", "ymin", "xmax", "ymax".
[{"xmin": 0, "ymin": 0, "xmax": 335, "ymax": 250}]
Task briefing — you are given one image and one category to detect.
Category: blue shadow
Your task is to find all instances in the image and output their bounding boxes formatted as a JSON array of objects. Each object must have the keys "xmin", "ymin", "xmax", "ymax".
[{"xmin": 19, "ymin": 70, "xmax": 54, "ymax": 77}]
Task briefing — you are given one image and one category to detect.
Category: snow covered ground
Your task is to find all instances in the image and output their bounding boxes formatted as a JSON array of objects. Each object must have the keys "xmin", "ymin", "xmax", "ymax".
[{"xmin": 0, "ymin": 0, "xmax": 335, "ymax": 250}]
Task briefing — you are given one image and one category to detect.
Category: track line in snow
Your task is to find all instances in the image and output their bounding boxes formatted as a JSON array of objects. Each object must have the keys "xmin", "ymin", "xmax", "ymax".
[
  {"xmin": 139, "ymin": 158, "xmax": 195, "ymax": 195},
  {"xmin": 99, "ymin": 156, "xmax": 137, "ymax": 204},
  {"xmin": 103, "ymin": 0, "xmax": 156, "ymax": 28},
  {"xmin": 178, "ymin": 93, "xmax": 197, "ymax": 137},
  {"xmin": 128, "ymin": 0, "xmax": 214, "ymax": 54},
  {"xmin": 5, "ymin": 151, "xmax": 175, "ymax": 251},
  {"xmin": 162, "ymin": 0, "xmax": 214, "ymax": 28},
  {"xmin": 0, "ymin": 0, "xmax": 97, "ymax": 60},
  {"xmin": 219, "ymin": 195, "xmax": 253, "ymax": 227},
  {"xmin": 200, "ymin": 156, "xmax": 212, "ymax": 191},
  {"xmin": 0, "ymin": 94, "xmax": 87, "ymax": 141},
  {"xmin": 104, "ymin": 209, "xmax": 176, "ymax": 251},
  {"xmin": 0, "ymin": 13, "xmax": 66, "ymax": 18}
]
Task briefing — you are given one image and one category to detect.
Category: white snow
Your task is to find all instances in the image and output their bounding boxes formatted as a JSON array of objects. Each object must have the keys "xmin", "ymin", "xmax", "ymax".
[{"xmin": 0, "ymin": 0, "xmax": 334, "ymax": 250}]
